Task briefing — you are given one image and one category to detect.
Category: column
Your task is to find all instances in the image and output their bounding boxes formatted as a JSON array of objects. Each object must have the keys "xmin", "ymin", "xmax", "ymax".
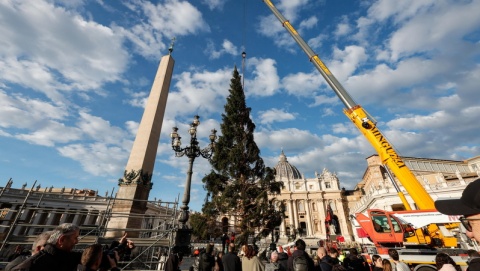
[
  {"xmin": 288, "ymin": 200, "xmax": 294, "ymax": 228},
  {"xmin": 318, "ymin": 199, "xmax": 326, "ymax": 234},
  {"xmin": 292, "ymin": 200, "xmax": 299, "ymax": 229},
  {"xmin": 280, "ymin": 220, "xmax": 286, "ymax": 237},
  {"xmin": 305, "ymin": 199, "xmax": 313, "ymax": 236}
]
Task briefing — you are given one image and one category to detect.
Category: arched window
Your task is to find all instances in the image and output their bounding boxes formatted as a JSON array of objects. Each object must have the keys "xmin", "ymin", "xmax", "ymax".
[{"xmin": 221, "ymin": 217, "xmax": 229, "ymax": 233}]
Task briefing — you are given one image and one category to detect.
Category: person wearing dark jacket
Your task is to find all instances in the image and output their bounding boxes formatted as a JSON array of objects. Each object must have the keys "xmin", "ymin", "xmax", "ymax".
[
  {"xmin": 316, "ymin": 247, "xmax": 332, "ymax": 271},
  {"xmin": 342, "ymin": 248, "xmax": 368, "ymax": 271},
  {"xmin": 165, "ymin": 252, "xmax": 184, "ymax": 271},
  {"xmin": 5, "ymin": 231, "xmax": 52, "ymax": 271},
  {"xmin": 370, "ymin": 254, "xmax": 383, "ymax": 271},
  {"xmin": 277, "ymin": 246, "xmax": 289, "ymax": 271},
  {"xmin": 222, "ymin": 243, "xmax": 241, "ymax": 271},
  {"xmin": 12, "ymin": 223, "xmax": 81, "ymax": 271},
  {"xmin": 287, "ymin": 239, "xmax": 314, "ymax": 271},
  {"xmin": 200, "ymin": 244, "xmax": 215, "ymax": 271}
]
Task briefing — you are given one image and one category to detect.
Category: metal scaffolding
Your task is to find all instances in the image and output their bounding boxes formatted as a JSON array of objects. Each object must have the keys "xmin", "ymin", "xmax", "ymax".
[{"xmin": 0, "ymin": 179, "xmax": 179, "ymax": 270}]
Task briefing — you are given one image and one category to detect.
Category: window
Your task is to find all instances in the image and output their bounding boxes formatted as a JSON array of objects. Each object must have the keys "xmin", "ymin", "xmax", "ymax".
[
  {"xmin": 325, "ymin": 182, "xmax": 331, "ymax": 188},
  {"xmin": 391, "ymin": 218, "xmax": 402, "ymax": 233},
  {"xmin": 372, "ymin": 215, "xmax": 391, "ymax": 233},
  {"xmin": 298, "ymin": 201, "xmax": 305, "ymax": 212}
]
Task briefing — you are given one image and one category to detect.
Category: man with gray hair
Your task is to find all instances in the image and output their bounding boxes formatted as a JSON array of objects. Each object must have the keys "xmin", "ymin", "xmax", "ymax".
[
  {"xmin": 13, "ymin": 223, "xmax": 81, "ymax": 271},
  {"xmin": 5, "ymin": 231, "xmax": 52, "ymax": 271},
  {"xmin": 266, "ymin": 251, "xmax": 286, "ymax": 271}
]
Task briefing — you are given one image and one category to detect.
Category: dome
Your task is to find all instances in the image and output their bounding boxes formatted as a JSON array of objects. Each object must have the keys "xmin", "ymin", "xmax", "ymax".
[{"xmin": 274, "ymin": 151, "xmax": 302, "ymax": 179}]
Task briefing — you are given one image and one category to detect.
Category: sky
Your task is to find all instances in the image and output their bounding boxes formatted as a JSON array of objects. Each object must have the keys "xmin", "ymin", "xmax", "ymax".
[{"xmin": 0, "ymin": 0, "xmax": 479, "ymax": 212}]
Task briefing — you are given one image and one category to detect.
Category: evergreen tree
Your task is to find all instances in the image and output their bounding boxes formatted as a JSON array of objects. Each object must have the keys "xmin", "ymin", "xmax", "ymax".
[{"xmin": 202, "ymin": 66, "xmax": 285, "ymax": 246}]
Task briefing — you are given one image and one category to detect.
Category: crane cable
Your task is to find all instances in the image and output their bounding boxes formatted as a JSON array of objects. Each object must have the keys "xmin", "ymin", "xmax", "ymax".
[{"xmin": 241, "ymin": 0, "xmax": 247, "ymax": 90}]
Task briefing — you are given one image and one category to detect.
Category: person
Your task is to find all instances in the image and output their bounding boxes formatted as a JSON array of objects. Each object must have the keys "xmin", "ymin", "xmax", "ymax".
[
  {"xmin": 241, "ymin": 244, "xmax": 264, "ymax": 271},
  {"xmin": 222, "ymin": 243, "xmax": 241, "ymax": 271},
  {"xmin": 382, "ymin": 259, "xmax": 393, "ymax": 271},
  {"xmin": 316, "ymin": 247, "xmax": 332, "ymax": 271},
  {"xmin": 199, "ymin": 244, "xmax": 215, "ymax": 271},
  {"xmin": 7, "ymin": 246, "xmax": 25, "ymax": 262},
  {"xmin": 370, "ymin": 255, "xmax": 383, "ymax": 271},
  {"xmin": 287, "ymin": 239, "xmax": 314, "ymax": 271},
  {"xmin": 12, "ymin": 223, "xmax": 81, "ymax": 271},
  {"xmin": 215, "ymin": 251, "xmax": 224, "ymax": 271},
  {"xmin": 435, "ymin": 253, "xmax": 461, "ymax": 271},
  {"xmin": 5, "ymin": 231, "xmax": 52, "ymax": 271},
  {"xmin": 277, "ymin": 246, "xmax": 289, "ymax": 271},
  {"xmin": 387, "ymin": 249, "xmax": 409, "ymax": 271},
  {"xmin": 221, "ymin": 233, "xmax": 229, "ymax": 253},
  {"xmin": 373, "ymin": 220, "xmax": 384, "ymax": 233},
  {"xmin": 327, "ymin": 248, "xmax": 340, "ymax": 266},
  {"xmin": 466, "ymin": 250, "xmax": 480, "ymax": 271},
  {"xmin": 342, "ymin": 248, "xmax": 368, "ymax": 271},
  {"xmin": 266, "ymin": 251, "xmax": 286, "ymax": 271},
  {"xmin": 435, "ymin": 178, "xmax": 480, "ymax": 244},
  {"xmin": 122, "ymin": 239, "xmax": 136, "ymax": 261},
  {"xmin": 79, "ymin": 244, "xmax": 104, "ymax": 271},
  {"xmin": 165, "ymin": 252, "xmax": 184, "ymax": 271},
  {"xmin": 98, "ymin": 233, "xmax": 129, "ymax": 271},
  {"xmin": 190, "ymin": 248, "xmax": 201, "ymax": 271},
  {"xmin": 286, "ymin": 247, "xmax": 293, "ymax": 257}
]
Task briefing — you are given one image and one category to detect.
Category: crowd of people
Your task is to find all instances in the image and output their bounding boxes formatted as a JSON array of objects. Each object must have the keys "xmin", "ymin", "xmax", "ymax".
[
  {"xmin": 170, "ymin": 178, "xmax": 480, "ymax": 271},
  {"xmin": 4, "ymin": 224, "xmax": 135, "ymax": 271},
  {"xmin": 4, "ymin": 178, "xmax": 480, "ymax": 271}
]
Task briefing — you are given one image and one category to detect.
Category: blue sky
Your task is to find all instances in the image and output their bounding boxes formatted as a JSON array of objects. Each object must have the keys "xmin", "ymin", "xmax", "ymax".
[{"xmin": 0, "ymin": 0, "xmax": 479, "ymax": 211}]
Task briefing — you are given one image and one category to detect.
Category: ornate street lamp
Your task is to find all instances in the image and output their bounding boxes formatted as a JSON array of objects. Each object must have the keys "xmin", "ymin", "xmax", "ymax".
[{"xmin": 170, "ymin": 115, "xmax": 217, "ymax": 228}]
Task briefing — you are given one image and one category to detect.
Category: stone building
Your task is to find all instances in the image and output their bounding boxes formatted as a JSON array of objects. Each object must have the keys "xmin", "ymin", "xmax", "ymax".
[
  {"xmin": 0, "ymin": 179, "xmax": 177, "ymax": 265},
  {"xmin": 271, "ymin": 151, "xmax": 354, "ymax": 242}
]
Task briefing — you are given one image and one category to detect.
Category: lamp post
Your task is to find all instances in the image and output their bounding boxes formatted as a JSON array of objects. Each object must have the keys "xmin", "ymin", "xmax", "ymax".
[{"xmin": 170, "ymin": 115, "xmax": 217, "ymax": 228}]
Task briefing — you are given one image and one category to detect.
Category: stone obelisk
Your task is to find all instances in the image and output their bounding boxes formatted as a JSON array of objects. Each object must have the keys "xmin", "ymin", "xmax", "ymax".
[{"xmin": 106, "ymin": 48, "xmax": 175, "ymax": 238}]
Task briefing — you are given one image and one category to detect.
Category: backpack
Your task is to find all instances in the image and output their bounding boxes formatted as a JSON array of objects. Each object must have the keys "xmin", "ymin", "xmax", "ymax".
[
  {"xmin": 331, "ymin": 263, "xmax": 347, "ymax": 271},
  {"xmin": 293, "ymin": 255, "xmax": 308, "ymax": 271},
  {"xmin": 345, "ymin": 256, "xmax": 368, "ymax": 271}
]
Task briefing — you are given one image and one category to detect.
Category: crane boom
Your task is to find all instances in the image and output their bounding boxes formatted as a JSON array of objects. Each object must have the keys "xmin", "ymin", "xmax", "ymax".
[{"xmin": 263, "ymin": 0, "xmax": 434, "ymax": 210}]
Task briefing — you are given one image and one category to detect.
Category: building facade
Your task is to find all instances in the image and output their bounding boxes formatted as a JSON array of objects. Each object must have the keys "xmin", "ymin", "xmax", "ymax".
[
  {"xmin": 0, "ymin": 179, "xmax": 178, "ymax": 264},
  {"xmin": 271, "ymin": 151, "xmax": 354, "ymax": 242}
]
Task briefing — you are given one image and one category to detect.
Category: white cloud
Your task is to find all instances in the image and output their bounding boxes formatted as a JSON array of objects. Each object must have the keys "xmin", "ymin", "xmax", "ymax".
[
  {"xmin": 330, "ymin": 45, "xmax": 368, "ymax": 82},
  {"xmin": 299, "ymin": 16, "xmax": 318, "ymax": 29},
  {"xmin": 58, "ymin": 143, "xmax": 127, "ymax": 176},
  {"xmin": 120, "ymin": 0, "xmax": 209, "ymax": 58},
  {"xmin": 0, "ymin": 0, "xmax": 128, "ymax": 102},
  {"xmin": 204, "ymin": 39, "xmax": 238, "ymax": 59},
  {"xmin": 311, "ymin": 94, "xmax": 339, "ymax": 107},
  {"xmin": 281, "ymin": 71, "xmax": 322, "ymax": 97},
  {"xmin": 258, "ymin": 108, "xmax": 296, "ymax": 124},
  {"xmin": 201, "ymin": 0, "xmax": 225, "ymax": 10},
  {"xmin": 277, "ymin": 0, "xmax": 309, "ymax": 22},
  {"xmin": 245, "ymin": 58, "xmax": 280, "ymax": 97},
  {"xmin": 334, "ymin": 16, "xmax": 351, "ymax": 37},
  {"xmin": 165, "ymin": 67, "xmax": 232, "ymax": 119}
]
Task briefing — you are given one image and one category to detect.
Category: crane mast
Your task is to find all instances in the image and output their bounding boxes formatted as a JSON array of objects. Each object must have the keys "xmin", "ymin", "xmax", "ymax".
[{"xmin": 262, "ymin": 0, "xmax": 434, "ymax": 210}]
